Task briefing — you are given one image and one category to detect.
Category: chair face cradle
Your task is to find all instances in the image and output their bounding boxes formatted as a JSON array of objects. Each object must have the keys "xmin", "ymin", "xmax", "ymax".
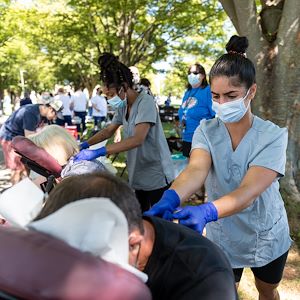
[
  {"xmin": 11, "ymin": 136, "xmax": 63, "ymax": 192},
  {"xmin": 11, "ymin": 136, "xmax": 62, "ymax": 178},
  {"xmin": 0, "ymin": 227, "xmax": 151, "ymax": 300}
]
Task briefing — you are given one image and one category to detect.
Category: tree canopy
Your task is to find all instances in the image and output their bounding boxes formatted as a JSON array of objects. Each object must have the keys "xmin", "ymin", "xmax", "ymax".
[{"xmin": 0, "ymin": 0, "xmax": 227, "ymax": 95}]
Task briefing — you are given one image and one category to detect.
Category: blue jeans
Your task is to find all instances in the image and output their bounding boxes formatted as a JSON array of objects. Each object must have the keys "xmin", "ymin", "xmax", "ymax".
[
  {"xmin": 74, "ymin": 111, "xmax": 87, "ymax": 132},
  {"xmin": 93, "ymin": 116, "xmax": 105, "ymax": 127},
  {"xmin": 55, "ymin": 115, "xmax": 72, "ymax": 126}
]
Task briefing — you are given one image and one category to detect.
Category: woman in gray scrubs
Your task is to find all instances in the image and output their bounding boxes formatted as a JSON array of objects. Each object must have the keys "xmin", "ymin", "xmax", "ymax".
[
  {"xmin": 145, "ymin": 35, "xmax": 292, "ymax": 299},
  {"xmin": 74, "ymin": 53, "xmax": 174, "ymax": 212}
]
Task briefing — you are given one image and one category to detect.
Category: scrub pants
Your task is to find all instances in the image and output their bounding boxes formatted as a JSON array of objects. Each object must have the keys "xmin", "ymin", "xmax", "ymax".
[
  {"xmin": 135, "ymin": 184, "xmax": 171, "ymax": 212},
  {"xmin": 182, "ymin": 141, "xmax": 191, "ymax": 157}
]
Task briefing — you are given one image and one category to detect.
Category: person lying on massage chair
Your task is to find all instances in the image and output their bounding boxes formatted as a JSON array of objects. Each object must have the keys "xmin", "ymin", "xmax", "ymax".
[
  {"xmin": 0, "ymin": 184, "xmax": 151, "ymax": 299},
  {"xmin": 31, "ymin": 172, "xmax": 237, "ymax": 300},
  {"xmin": 27, "ymin": 124, "xmax": 106, "ymax": 181}
]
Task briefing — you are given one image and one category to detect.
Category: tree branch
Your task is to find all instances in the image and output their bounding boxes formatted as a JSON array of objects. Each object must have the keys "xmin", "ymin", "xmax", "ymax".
[
  {"xmin": 219, "ymin": 0, "xmax": 240, "ymax": 33},
  {"xmin": 89, "ymin": 13, "xmax": 102, "ymax": 56}
]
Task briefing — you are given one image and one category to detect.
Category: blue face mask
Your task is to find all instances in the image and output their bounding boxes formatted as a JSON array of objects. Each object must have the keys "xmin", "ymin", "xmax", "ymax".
[
  {"xmin": 108, "ymin": 95, "xmax": 124, "ymax": 109},
  {"xmin": 187, "ymin": 73, "xmax": 201, "ymax": 87}
]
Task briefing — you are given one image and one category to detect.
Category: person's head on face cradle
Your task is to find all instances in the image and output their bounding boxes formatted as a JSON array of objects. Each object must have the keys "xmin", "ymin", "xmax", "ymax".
[
  {"xmin": 209, "ymin": 35, "xmax": 257, "ymax": 124},
  {"xmin": 187, "ymin": 63, "xmax": 208, "ymax": 89},
  {"xmin": 99, "ymin": 53, "xmax": 136, "ymax": 110},
  {"xmin": 34, "ymin": 172, "xmax": 146, "ymax": 271},
  {"xmin": 28, "ymin": 124, "xmax": 79, "ymax": 166}
]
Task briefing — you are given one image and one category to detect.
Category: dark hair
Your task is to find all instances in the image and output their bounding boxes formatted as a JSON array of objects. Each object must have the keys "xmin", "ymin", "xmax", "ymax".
[
  {"xmin": 140, "ymin": 78, "xmax": 151, "ymax": 87},
  {"xmin": 74, "ymin": 83, "xmax": 84, "ymax": 91},
  {"xmin": 187, "ymin": 63, "xmax": 208, "ymax": 90},
  {"xmin": 35, "ymin": 172, "xmax": 144, "ymax": 234},
  {"xmin": 96, "ymin": 87, "xmax": 102, "ymax": 94},
  {"xmin": 98, "ymin": 53, "xmax": 134, "ymax": 90},
  {"xmin": 209, "ymin": 35, "xmax": 256, "ymax": 89}
]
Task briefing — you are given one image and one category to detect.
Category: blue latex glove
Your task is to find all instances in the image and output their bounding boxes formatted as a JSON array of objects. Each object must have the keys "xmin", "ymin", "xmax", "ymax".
[
  {"xmin": 80, "ymin": 141, "xmax": 89, "ymax": 150},
  {"xmin": 173, "ymin": 202, "xmax": 218, "ymax": 234},
  {"xmin": 73, "ymin": 146, "xmax": 107, "ymax": 162},
  {"xmin": 143, "ymin": 189, "xmax": 180, "ymax": 220}
]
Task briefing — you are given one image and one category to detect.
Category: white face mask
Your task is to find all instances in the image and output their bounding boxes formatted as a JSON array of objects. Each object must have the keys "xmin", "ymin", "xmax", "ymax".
[
  {"xmin": 212, "ymin": 89, "xmax": 251, "ymax": 123},
  {"xmin": 187, "ymin": 73, "xmax": 201, "ymax": 87}
]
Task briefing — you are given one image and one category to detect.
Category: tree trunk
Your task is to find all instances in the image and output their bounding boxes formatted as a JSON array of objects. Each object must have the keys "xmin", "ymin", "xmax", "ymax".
[{"xmin": 220, "ymin": 0, "xmax": 300, "ymax": 244}]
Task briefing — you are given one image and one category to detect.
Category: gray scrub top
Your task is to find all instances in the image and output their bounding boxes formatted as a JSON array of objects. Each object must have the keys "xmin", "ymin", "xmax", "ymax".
[
  {"xmin": 192, "ymin": 116, "xmax": 292, "ymax": 268},
  {"xmin": 112, "ymin": 91, "xmax": 174, "ymax": 191}
]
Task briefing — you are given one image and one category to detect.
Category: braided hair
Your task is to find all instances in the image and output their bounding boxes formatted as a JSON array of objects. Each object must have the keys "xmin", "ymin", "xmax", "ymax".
[
  {"xmin": 209, "ymin": 35, "xmax": 256, "ymax": 89},
  {"xmin": 98, "ymin": 53, "xmax": 134, "ymax": 90}
]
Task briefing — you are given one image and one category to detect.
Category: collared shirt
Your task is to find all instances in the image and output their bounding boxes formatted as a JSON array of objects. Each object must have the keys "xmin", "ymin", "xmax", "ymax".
[
  {"xmin": 112, "ymin": 91, "xmax": 174, "ymax": 190},
  {"xmin": 192, "ymin": 116, "xmax": 292, "ymax": 268}
]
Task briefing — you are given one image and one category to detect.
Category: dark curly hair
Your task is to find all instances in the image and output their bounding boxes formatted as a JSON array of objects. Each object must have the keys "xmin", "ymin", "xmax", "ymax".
[{"xmin": 98, "ymin": 53, "xmax": 134, "ymax": 90}]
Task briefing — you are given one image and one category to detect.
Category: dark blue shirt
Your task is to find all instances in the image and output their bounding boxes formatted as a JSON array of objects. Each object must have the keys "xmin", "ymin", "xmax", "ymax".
[
  {"xmin": 0, "ymin": 104, "xmax": 41, "ymax": 141},
  {"xmin": 178, "ymin": 85, "xmax": 215, "ymax": 142},
  {"xmin": 20, "ymin": 98, "xmax": 33, "ymax": 106}
]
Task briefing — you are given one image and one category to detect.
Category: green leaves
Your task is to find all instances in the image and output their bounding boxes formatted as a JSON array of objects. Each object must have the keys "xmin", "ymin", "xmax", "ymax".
[{"xmin": 0, "ymin": 0, "xmax": 228, "ymax": 94}]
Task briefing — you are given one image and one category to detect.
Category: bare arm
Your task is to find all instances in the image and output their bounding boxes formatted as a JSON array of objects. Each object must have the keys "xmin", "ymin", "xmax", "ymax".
[
  {"xmin": 105, "ymin": 123, "xmax": 150, "ymax": 155},
  {"xmin": 214, "ymin": 166, "xmax": 278, "ymax": 218},
  {"xmin": 87, "ymin": 123, "xmax": 120, "ymax": 145},
  {"xmin": 171, "ymin": 148, "xmax": 212, "ymax": 203}
]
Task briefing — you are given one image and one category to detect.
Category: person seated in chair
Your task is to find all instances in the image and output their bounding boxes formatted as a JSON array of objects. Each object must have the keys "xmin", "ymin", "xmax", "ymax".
[{"xmin": 33, "ymin": 172, "xmax": 237, "ymax": 300}]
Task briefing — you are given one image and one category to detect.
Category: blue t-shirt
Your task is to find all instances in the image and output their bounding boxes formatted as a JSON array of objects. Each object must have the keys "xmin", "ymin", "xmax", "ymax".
[
  {"xmin": 0, "ymin": 104, "xmax": 42, "ymax": 141},
  {"xmin": 178, "ymin": 85, "xmax": 215, "ymax": 142}
]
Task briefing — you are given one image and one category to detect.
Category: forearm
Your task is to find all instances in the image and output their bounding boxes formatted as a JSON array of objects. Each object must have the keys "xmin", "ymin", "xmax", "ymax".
[
  {"xmin": 87, "ymin": 128, "xmax": 113, "ymax": 145},
  {"xmin": 213, "ymin": 185, "xmax": 258, "ymax": 218},
  {"xmin": 171, "ymin": 165, "xmax": 207, "ymax": 203},
  {"xmin": 106, "ymin": 136, "xmax": 141, "ymax": 155}
]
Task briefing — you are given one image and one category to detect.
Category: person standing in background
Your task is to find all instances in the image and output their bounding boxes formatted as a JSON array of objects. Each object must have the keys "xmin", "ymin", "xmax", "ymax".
[
  {"xmin": 0, "ymin": 100, "xmax": 63, "ymax": 183},
  {"xmin": 71, "ymin": 85, "xmax": 88, "ymax": 133},
  {"xmin": 178, "ymin": 63, "xmax": 215, "ymax": 157},
  {"xmin": 91, "ymin": 87, "xmax": 107, "ymax": 128},
  {"xmin": 20, "ymin": 91, "xmax": 32, "ymax": 106},
  {"xmin": 55, "ymin": 87, "xmax": 72, "ymax": 126}
]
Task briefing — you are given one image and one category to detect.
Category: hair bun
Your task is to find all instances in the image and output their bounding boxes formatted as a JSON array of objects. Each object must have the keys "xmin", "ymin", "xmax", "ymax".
[{"xmin": 226, "ymin": 35, "xmax": 248, "ymax": 55}]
